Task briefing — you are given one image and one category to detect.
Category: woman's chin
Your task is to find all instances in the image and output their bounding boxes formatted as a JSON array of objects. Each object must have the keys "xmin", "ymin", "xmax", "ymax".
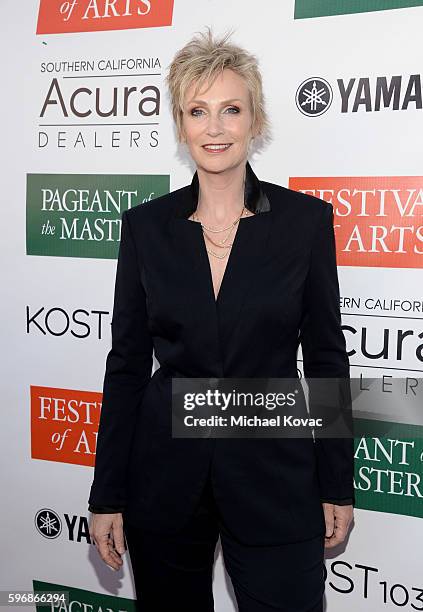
[{"xmin": 196, "ymin": 153, "xmax": 246, "ymax": 174}]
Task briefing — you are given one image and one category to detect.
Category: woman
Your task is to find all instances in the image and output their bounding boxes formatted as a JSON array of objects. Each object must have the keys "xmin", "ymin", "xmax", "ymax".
[{"xmin": 88, "ymin": 28, "xmax": 354, "ymax": 611}]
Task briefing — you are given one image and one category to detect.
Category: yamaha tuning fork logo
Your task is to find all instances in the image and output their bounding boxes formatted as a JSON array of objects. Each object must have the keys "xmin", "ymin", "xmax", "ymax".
[
  {"xmin": 296, "ymin": 77, "xmax": 333, "ymax": 116},
  {"xmin": 35, "ymin": 508, "xmax": 62, "ymax": 539},
  {"xmin": 296, "ymin": 73, "xmax": 423, "ymax": 116}
]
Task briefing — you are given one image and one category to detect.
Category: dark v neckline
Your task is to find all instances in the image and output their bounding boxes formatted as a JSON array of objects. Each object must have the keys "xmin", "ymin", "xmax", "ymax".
[
  {"xmin": 169, "ymin": 197, "xmax": 273, "ymax": 359},
  {"xmin": 189, "ymin": 213, "xmax": 260, "ymax": 304}
]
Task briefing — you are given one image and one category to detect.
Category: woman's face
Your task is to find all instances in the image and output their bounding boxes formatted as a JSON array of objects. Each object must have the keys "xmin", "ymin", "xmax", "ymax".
[{"xmin": 180, "ymin": 68, "xmax": 256, "ymax": 174}]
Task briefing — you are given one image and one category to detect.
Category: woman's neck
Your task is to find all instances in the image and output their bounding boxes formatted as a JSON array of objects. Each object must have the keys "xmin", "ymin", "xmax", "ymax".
[{"xmin": 195, "ymin": 163, "xmax": 247, "ymax": 225}]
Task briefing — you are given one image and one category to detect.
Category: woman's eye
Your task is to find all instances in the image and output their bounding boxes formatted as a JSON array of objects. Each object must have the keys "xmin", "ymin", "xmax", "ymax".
[{"xmin": 189, "ymin": 106, "xmax": 240, "ymax": 117}]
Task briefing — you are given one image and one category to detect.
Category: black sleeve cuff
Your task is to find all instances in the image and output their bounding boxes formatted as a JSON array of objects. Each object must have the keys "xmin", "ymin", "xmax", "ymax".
[
  {"xmin": 321, "ymin": 497, "xmax": 354, "ymax": 506},
  {"xmin": 88, "ymin": 504, "xmax": 125, "ymax": 514}
]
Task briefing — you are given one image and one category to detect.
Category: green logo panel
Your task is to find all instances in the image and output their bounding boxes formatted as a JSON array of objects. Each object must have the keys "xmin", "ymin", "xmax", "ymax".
[
  {"xmin": 26, "ymin": 174, "xmax": 170, "ymax": 259},
  {"xmin": 354, "ymin": 418, "xmax": 423, "ymax": 518},
  {"xmin": 33, "ymin": 580, "xmax": 136, "ymax": 612},
  {"xmin": 295, "ymin": 0, "xmax": 423, "ymax": 18}
]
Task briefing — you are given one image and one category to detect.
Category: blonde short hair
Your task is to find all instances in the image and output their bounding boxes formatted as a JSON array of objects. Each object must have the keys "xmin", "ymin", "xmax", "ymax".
[{"xmin": 166, "ymin": 27, "xmax": 269, "ymax": 142}]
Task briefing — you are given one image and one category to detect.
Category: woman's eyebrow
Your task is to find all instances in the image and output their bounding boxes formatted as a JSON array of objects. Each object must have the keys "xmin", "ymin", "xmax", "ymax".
[{"xmin": 187, "ymin": 98, "xmax": 244, "ymax": 105}]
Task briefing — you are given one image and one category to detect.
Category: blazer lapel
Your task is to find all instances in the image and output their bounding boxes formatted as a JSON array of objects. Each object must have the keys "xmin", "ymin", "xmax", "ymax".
[{"xmin": 167, "ymin": 162, "xmax": 273, "ymax": 373}]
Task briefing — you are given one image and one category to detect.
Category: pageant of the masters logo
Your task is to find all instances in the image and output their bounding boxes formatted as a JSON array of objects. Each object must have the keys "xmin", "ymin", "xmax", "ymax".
[
  {"xmin": 294, "ymin": 0, "xmax": 423, "ymax": 18},
  {"xmin": 36, "ymin": 0, "xmax": 174, "ymax": 34},
  {"xmin": 26, "ymin": 173, "xmax": 169, "ymax": 258},
  {"xmin": 354, "ymin": 419, "xmax": 423, "ymax": 519},
  {"xmin": 33, "ymin": 580, "xmax": 136, "ymax": 612}
]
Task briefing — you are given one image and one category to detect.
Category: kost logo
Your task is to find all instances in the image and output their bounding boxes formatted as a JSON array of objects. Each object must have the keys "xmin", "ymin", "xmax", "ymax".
[
  {"xmin": 289, "ymin": 177, "xmax": 423, "ymax": 268},
  {"xmin": 31, "ymin": 385, "xmax": 101, "ymax": 466},
  {"xmin": 36, "ymin": 0, "xmax": 174, "ymax": 35}
]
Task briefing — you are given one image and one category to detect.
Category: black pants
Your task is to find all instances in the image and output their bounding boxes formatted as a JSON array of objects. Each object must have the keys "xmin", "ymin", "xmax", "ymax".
[{"xmin": 123, "ymin": 467, "xmax": 325, "ymax": 611}]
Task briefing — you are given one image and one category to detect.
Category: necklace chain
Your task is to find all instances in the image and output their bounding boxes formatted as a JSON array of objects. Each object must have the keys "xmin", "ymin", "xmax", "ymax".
[
  {"xmin": 193, "ymin": 208, "xmax": 244, "ymax": 233},
  {"xmin": 192, "ymin": 168, "xmax": 251, "ymax": 260},
  {"xmin": 193, "ymin": 205, "xmax": 252, "ymax": 259}
]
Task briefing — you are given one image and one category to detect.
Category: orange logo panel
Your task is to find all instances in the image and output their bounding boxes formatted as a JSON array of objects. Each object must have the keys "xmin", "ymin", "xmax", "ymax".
[
  {"xmin": 37, "ymin": 0, "xmax": 174, "ymax": 34},
  {"xmin": 31, "ymin": 385, "xmax": 102, "ymax": 466},
  {"xmin": 289, "ymin": 177, "xmax": 423, "ymax": 268}
]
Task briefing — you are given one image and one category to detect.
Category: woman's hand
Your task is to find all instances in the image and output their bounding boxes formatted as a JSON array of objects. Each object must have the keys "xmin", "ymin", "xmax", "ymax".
[
  {"xmin": 89, "ymin": 513, "xmax": 126, "ymax": 570},
  {"xmin": 322, "ymin": 503, "xmax": 353, "ymax": 549}
]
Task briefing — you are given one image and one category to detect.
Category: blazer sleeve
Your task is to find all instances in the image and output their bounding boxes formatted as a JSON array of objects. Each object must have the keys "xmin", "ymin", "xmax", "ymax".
[
  {"xmin": 298, "ymin": 202, "xmax": 355, "ymax": 506},
  {"xmin": 88, "ymin": 209, "xmax": 153, "ymax": 509}
]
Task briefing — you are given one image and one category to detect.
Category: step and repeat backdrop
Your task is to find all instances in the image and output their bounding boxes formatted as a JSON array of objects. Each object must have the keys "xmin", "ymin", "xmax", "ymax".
[{"xmin": 2, "ymin": 0, "xmax": 422, "ymax": 610}]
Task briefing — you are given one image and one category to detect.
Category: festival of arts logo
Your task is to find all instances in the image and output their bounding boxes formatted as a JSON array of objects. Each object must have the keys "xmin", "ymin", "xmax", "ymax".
[
  {"xmin": 36, "ymin": 0, "xmax": 174, "ymax": 34},
  {"xmin": 26, "ymin": 173, "xmax": 169, "ymax": 258},
  {"xmin": 31, "ymin": 385, "xmax": 101, "ymax": 466},
  {"xmin": 294, "ymin": 0, "xmax": 423, "ymax": 19},
  {"xmin": 289, "ymin": 176, "xmax": 423, "ymax": 268}
]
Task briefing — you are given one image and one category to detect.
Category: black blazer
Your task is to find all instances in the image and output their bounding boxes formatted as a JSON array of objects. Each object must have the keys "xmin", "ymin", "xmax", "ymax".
[{"xmin": 88, "ymin": 161, "xmax": 354, "ymax": 546}]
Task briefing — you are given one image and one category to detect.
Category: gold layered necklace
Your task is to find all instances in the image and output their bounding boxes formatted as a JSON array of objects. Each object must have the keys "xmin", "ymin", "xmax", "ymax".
[
  {"xmin": 192, "ymin": 205, "xmax": 249, "ymax": 259},
  {"xmin": 191, "ymin": 169, "xmax": 255, "ymax": 259}
]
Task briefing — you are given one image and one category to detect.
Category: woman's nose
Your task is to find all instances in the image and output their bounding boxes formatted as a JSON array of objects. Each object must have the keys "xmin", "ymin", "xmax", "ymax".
[{"xmin": 206, "ymin": 113, "xmax": 224, "ymax": 136}]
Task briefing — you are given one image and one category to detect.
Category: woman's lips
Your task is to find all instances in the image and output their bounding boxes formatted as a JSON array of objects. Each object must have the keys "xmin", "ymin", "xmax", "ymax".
[{"xmin": 202, "ymin": 143, "xmax": 232, "ymax": 153}]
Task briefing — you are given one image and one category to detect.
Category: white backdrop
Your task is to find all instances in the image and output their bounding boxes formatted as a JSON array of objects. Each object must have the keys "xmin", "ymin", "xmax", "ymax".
[{"xmin": 2, "ymin": 0, "xmax": 422, "ymax": 610}]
